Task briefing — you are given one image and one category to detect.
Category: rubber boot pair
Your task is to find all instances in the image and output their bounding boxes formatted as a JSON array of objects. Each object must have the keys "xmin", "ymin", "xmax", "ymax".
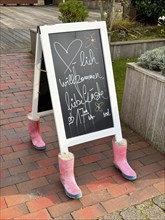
[
  {"xmin": 27, "ymin": 114, "xmax": 46, "ymax": 151},
  {"xmin": 27, "ymin": 113, "xmax": 136, "ymax": 198},
  {"xmin": 58, "ymin": 138, "xmax": 136, "ymax": 200}
]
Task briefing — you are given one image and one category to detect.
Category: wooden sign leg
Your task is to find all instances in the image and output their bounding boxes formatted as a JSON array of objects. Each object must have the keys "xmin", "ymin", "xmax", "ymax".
[
  {"xmin": 31, "ymin": 31, "xmax": 42, "ymax": 120},
  {"xmin": 27, "ymin": 31, "xmax": 46, "ymax": 151}
]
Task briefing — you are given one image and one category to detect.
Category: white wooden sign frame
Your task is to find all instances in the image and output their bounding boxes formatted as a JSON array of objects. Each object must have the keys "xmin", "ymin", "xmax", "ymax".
[{"xmin": 31, "ymin": 21, "xmax": 123, "ymax": 153}]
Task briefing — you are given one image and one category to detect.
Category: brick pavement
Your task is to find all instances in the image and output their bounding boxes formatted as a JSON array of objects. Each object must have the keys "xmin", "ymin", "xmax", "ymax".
[{"xmin": 0, "ymin": 53, "xmax": 165, "ymax": 219}]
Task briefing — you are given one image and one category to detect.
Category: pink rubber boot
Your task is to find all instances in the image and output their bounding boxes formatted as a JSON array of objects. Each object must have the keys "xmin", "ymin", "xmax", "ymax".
[
  {"xmin": 58, "ymin": 152, "xmax": 82, "ymax": 199},
  {"xmin": 112, "ymin": 138, "xmax": 137, "ymax": 180},
  {"xmin": 27, "ymin": 114, "xmax": 46, "ymax": 151}
]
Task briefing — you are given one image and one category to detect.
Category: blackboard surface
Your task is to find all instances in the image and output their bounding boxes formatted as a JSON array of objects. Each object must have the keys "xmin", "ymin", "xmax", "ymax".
[
  {"xmin": 38, "ymin": 56, "xmax": 52, "ymax": 112},
  {"xmin": 49, "ymin": 29, "xmax": 114, "ymax": 138}
]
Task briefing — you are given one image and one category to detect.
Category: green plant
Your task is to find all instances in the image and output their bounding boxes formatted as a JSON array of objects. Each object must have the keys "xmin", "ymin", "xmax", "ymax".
[
  {"xmin": 138, "ymin": 46, "xmax": 165, "ymax": 76},
  {"xmin": 112, "ymin": 58, "xmax": 137, "ymax": 111},
  {"xmin": 58, "ymin": 0, "xmax": 88, "ymax": 23},
  {"xmin": 112, "ymin": 18, "xmax": 135, "ymax": 31},
  {"xmin": 111, "ymin": 21, "xmax": 165, "ymax": 42},
  {"xmin": 131, "ymin": 0, "xmax": 165, "ymax": 24}
]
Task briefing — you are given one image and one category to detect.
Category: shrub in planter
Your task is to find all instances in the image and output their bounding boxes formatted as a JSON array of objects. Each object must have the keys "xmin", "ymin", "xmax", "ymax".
[
  {"xmin": 58, "ymin": 0, "xmax": 88, "ymax": 23},
  {"xmin": 137, "ymin": 46, "xmax": 165, "ymax": 76}
]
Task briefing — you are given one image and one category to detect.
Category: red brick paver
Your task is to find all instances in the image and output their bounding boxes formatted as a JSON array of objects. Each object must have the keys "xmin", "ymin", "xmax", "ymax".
[{"xmin": 0, "ymin": 53, "xmax": 164, "ymax": 219}]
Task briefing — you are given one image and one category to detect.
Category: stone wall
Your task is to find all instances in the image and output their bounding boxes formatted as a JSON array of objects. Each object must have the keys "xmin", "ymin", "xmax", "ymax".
[{"xmin": 110, "ymin": 39, "xmax": 165, "ymax": 60}]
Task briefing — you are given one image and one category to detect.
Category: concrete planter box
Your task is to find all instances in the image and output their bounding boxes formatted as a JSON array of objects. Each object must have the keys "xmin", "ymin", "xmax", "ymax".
[
  {"xmin": 30, "ymin": 29, "xmax": 165, "ymax": 60},
  {"xmin": 121, "ymin": 63, "xmax": 165, "ymax": 153}
]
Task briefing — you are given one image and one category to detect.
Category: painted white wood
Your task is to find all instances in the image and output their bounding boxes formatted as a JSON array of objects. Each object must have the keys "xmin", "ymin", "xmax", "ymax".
[
  {"xmin": 33, "ymin": 21, "xmax": 122, "ymax": 153},
  {"xmin": 31, "ymin": 31, "xmax": 42, "ymax": 120},
  {"xmin": 99, "ymin": 24, "xmax": 122, "ymax": 142},
  {"xmin": 38, "ymin": 110, "xmax": 53, "ymax": 117}
]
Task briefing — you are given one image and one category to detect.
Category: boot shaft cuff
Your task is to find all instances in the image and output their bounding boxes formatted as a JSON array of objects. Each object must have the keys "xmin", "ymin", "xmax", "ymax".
[
  {"xmin": 112, "ymin": 137, "xmax": 127, "ymax": 147},
  {"xmin": 27, "ymin": 112, "xmax": 40, "ymax": 121},
  {"xmin": 58, "ymin": 152, "xmax": 74, "ymax": 161}
]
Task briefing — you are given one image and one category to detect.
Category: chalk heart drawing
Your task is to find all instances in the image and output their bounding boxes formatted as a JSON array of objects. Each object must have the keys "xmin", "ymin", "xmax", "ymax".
[{"xmin": 54, "ymin": 39, "xmax": 83, "ymax": 73}]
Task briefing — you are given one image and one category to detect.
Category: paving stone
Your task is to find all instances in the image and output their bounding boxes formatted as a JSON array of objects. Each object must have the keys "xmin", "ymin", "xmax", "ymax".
[
  {"xmin": 98, "ymin": 212, "xmax": 123, "ymax": 220},
  {"xmin": 0, "ymin": 173, "xmax": 29, "ymax": 188},
  {"xmin": 153, "ymin": 194, "xmax": 165, "ymax": 210},
  {"xmin": 136, "ymin": 200, "xmax": 165, "ymax": 220},
  {"xmin": 99, "ymin": 195, "xmax": 165, "ymax": 220},
  {"xmin": 120, "ymin": 206, "xmax": 145, "ymax": 220}
]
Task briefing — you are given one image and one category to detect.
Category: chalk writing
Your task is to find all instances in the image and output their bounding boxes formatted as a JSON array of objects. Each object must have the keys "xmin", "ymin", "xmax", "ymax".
[
  {"xmin": 103, "ymin": 109, "xmax": 111, "ymax": 117},
  {"xmin": 54, "ymin": 39, "xmax": 82, "ymax": 73},
  {"xmin": 80, "ymin": 49, "xmax": 99, "ymax": 67},
  {"xmin": 59, "ymin": 66, "xmax": 104, "ymax": 88},
  {"xmin": 84, "ymin": 32, "xmax": 97, "ymax": 49},
  {"xmin": 49, "ymin": 29, "xmax": 113, "ymax": 138},
  {"xmin": 68, "ymin": 112, "xmax": 74, "ymax": 125},
  {"xmin": 65, "ymin": 83, "xmax": 108, "ymax": 111},
  {"xmin": 95, "ymin": 102, "xmax": 104, "ymax": 112}
]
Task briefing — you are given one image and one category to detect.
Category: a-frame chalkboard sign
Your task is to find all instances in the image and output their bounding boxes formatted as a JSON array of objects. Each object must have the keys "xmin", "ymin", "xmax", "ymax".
[{"xmin": 31, "ymin": 21, "xmax": 123, "ymax": 153}]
